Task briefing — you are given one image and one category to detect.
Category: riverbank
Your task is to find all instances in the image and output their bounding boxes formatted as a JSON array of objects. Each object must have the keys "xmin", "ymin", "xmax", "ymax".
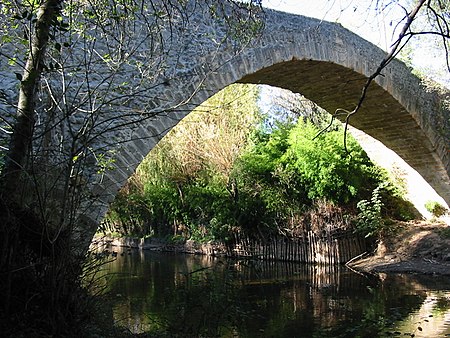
[
  {"xmin": 93, "ymin": 220, "xmax": 450, "ymax": 276},
  {"xmin": 93, "ymin": 228, "xmax": 368, "ymax": 265},
  {"xmin": 348, "ymin": 220, "xmax": 450, "ymax": 276},
  {"xmin": 92, "ymin": 236, "xmax": 228, "ymax": 256}
]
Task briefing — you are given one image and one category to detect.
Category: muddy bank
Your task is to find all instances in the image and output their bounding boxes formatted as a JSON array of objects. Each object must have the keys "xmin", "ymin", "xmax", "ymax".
[
  {"xmin": 348, "ymin": 221, "xmax": 450, "ymax": 276},
  {"xmin": 348, "ymin": 256, "xmax": 450, "ymax": 276},
  {"xmin": 93, "ymin": 220, "xmax": 450, "ymax": 276},
  {"xmin": 92, "ymin": 235, "xmax": 228, "ymax": 256},
  {"xmin": 93, "ymin": 231, "xmax": 369, "ymax": 264}
]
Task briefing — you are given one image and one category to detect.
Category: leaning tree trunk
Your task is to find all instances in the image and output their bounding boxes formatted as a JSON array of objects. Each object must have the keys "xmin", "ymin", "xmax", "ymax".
[
  {"xmin": 1, "ymin": 0, "xmax": 62, "ymax": 199},
  {"xmin": 0, "ymin": 0, "xmax": 62, "ymax": 315}
]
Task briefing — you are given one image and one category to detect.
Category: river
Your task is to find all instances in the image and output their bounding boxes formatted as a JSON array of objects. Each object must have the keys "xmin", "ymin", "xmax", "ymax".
[{"xmin": 99, "ymin": 248, "xmax": 450, "ymax": 337}]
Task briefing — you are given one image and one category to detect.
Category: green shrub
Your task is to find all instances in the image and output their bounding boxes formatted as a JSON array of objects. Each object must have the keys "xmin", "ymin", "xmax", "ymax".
[
  {"xmin": 425, "ymin": 200, "xmax": 448, "ymax": 218},
  {"xmin": 238, "ymin": 120, "xmax": 382, "ymax": 208},
  {"xmin": 356, "ymin": 183, "xmax": 385, "ymax": 238},
  {"xmin": 285, "ymin": 120, "xmax": 379, "ymax": 204}
]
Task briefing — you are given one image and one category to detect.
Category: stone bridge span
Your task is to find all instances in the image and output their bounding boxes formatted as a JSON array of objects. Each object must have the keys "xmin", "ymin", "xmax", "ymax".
[
  {"xmin": 3, "ymin": 5, "xmax": 447, "ymax": 232},
  {"xmin": 86, "ymin": 8, "xmax": 449, "ymax": 228}
]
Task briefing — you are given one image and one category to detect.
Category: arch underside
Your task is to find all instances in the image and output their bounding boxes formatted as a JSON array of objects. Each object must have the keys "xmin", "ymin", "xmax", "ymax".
[
  {"xmin": 90, "ymin": 11, "xmax": 449, "ymax": 230},
  {"xmin": 238, "ymin": 59, "xmax": 450, "ymax": 204}
]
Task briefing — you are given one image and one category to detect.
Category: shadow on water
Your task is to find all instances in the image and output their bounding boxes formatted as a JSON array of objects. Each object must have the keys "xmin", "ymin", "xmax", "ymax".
[{"xmin": 97, "ymin": 249, "xmax": 450, "ymax": 337}]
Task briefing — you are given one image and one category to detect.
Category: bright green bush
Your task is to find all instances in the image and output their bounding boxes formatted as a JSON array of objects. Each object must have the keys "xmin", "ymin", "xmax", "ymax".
[
  {"xmin": 236, "ymin": 120, "xmax": 380, "ymax": 209},
  {"xmin": 356, "ymin": 183, "xmax": 386, "ymax": 238},
  {"xmin": 285, "ymin": 120, "xmax": 379, "ymax": 204},
  {"xmin": 425, "ymin": 200, "xmax": 448, "ymax": 218}
]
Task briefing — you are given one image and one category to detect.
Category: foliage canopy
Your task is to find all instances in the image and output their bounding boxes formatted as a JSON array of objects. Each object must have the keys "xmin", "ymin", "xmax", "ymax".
[{"xmin": 106, "ymin": 85, "xmax": 414, "ymax": 241}]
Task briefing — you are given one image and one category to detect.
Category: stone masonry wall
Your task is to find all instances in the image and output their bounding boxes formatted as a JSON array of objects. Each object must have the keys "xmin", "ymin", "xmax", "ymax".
[{"xmin": 0, "ymin": 4, "xmax": 448, "ymax": 244}]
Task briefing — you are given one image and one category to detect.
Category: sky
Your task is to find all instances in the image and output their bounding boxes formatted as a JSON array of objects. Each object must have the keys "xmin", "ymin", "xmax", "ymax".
[{"xmin": 261, "ymin": 0, "xmax": 449, "ymax": 86}]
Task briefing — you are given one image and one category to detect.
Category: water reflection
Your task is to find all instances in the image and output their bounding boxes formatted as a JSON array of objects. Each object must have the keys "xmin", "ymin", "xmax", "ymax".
[{"xmin": 99, "ymin": 249, "xmax": 450, "ymax": 337}]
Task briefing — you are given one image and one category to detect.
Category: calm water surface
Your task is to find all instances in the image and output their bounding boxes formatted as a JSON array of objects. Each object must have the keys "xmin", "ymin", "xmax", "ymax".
[{"xmin": 100, "ymin": 249, "xmax": 450, "ymax": 337}]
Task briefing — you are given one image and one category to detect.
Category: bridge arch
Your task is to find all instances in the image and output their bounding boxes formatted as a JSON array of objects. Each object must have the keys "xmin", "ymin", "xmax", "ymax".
[{"xmin": 87, "ymin": 9, "xmax": 450, "ymax": 227}]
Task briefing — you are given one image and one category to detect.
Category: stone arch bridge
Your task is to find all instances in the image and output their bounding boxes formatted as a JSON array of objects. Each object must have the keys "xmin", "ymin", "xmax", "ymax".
[
  {"xmin": 2, "ymin": 6, "xmax": 449, "ymax": 237},
  {"xmin": 87, "ymin": 8, "xmax": 449, "ymax": 229}
]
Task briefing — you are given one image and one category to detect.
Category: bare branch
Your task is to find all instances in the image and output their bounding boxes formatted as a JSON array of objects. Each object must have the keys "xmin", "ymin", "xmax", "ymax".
[{"xmin": 315, "ymin": 0, "xmax": 428, "ymax": 154}]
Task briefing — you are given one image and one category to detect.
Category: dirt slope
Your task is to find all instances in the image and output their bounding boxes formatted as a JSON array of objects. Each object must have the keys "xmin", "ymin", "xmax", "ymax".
[{"xmin": 349, "ymin": 220, "xmax": 450, "ymax": 275}]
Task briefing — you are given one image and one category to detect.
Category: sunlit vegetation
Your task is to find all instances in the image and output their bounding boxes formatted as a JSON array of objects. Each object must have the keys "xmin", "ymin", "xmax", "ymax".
[
  {"xmin": 104, "ymin": 84, "xmax": 416, "ymax": 242},
  {"xmin": 425, "ymin": 200, "xmax": 448, "ymax": 218}
]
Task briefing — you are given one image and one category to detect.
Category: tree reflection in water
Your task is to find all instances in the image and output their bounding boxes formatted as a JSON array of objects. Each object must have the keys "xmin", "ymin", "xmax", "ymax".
[{"xmin": 99, "ymin": 249, "xmax": 450, "ymax": 337}]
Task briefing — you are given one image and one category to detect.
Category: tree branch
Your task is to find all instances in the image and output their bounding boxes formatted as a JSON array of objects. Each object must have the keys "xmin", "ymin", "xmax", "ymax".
[{"xmin": 315, "ymin": 0, "xmax": 428, "ymax": 153}]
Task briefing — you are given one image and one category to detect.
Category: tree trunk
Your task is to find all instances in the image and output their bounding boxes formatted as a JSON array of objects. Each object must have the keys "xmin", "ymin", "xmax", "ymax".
[{"xmin": 1, "ymin": 0, "xmax": 62, "ymax": 199}]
